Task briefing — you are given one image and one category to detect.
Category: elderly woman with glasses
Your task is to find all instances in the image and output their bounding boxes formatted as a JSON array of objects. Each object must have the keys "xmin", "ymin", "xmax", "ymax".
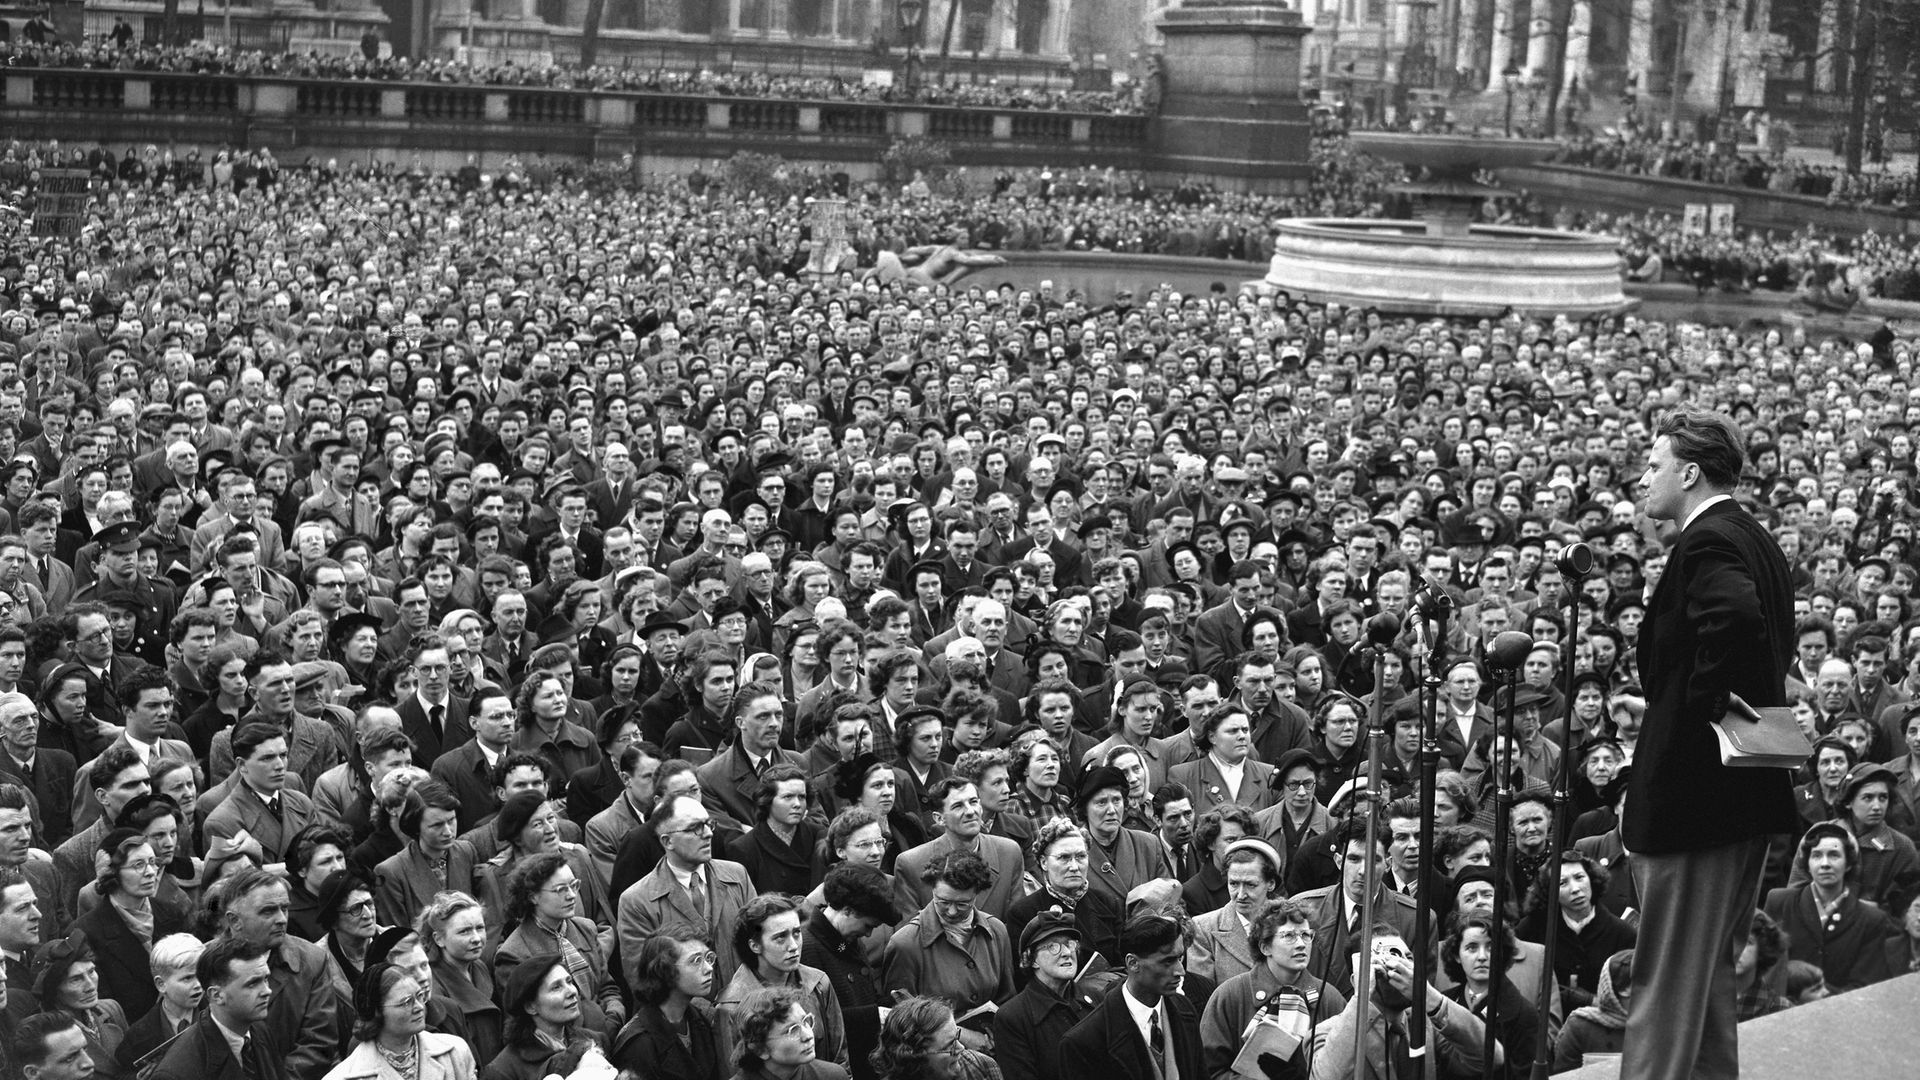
[
  {"xmin": 75, "ymin": 826, "xmax": 190, "ymax": 1021},
  {"xmin": 325, "ymin": 962, "xmax": 478, "ymax": 1080},
  {"xmin": 493, "ymin": 850, "xmax": 625, "ymax": 1034}
]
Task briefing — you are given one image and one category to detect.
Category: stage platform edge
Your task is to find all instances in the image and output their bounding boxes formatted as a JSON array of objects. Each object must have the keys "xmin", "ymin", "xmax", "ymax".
[{"xmin": 1561, "ymin": 970, "xmax": 1920, "ymax": 1080}]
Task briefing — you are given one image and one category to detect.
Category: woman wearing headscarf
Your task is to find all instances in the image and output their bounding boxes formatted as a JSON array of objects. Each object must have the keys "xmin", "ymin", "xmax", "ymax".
[{"xmin": 1549, "ymin": 949, "xmax": 1634, "ymax": 1073}]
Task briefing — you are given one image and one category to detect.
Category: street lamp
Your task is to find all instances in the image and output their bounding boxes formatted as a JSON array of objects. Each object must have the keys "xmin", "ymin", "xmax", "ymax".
[
  {"xmin": 1502, "ymin": 64, "xmax": 1520, "ymax": 136},
  {"xmin": 896, "ymin": 0, "xmax": 925, "ymax": 93}
]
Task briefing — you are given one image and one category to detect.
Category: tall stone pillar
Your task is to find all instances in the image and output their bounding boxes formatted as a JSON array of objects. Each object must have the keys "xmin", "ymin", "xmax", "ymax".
[
  {"xmin": 1153, "ymin": 0, "xmax": 1312, "ymax": 193},
  {"xmin": 1564, "ymin": 0, "xmax": 1589, "ymax": 90},
  {"xmin": 1454, "ymin": 0, "xmax": 1482, "ymax": 83},
  {"xmin": 1485, "ymin": 0, "xmax": 1516, "ymax": 88},
  {"xmin": 1815, "ymin": 0, "xmax": 1838, "ymax": 92},
  {"xmin": 1525, "ymin": 4, "xmax": 1552, "ymax": 74},
  {"xmin": 1626, "ymin": 0, "xmax": 1653, "ymax": 88}
]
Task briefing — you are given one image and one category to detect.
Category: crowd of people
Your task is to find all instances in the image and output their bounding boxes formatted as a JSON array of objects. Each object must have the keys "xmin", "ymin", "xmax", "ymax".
[
  {"xmin": 0, "ymin": 38, "xmax": 1150, "ymax": 114},
  {"xmin": 0, "ymin": 111, "xmax": 1913, "ymax": 1080},
  {"xmin": 1552, "ymin": 129, "xmax": 1920, "ymax": 213}
]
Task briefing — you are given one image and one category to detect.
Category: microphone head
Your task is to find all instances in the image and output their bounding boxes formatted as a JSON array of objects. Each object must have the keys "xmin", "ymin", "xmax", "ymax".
[
  {"xmin": 1412, "ymin": 586, "xmax": 1455, "ymax": 618},
  {"xmin": 1366, "ymin": 610, "xmax": 1402, "ymax": 644},
  {"xmin": 1556, "ymin": 542, "xmax": 1596, "ymax": 579},
  {"xmin": 1485, "ymin": 630, "xmax": 1536, "ymax": 670}
]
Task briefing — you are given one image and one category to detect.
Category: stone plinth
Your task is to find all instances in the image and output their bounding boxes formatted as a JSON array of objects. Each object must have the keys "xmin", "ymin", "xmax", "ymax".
[
  {"xmin": 1263, "ymin": 219, "xmax": 1633, "ymax": 316},
  {"xmin": 1151, "ymin": 0, "xmax": 1312, "ymax": 193}
]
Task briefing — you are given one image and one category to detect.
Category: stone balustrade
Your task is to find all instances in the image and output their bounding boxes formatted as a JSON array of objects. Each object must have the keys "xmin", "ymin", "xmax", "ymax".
[{"xmin": 0, "ymin": 66, "xmax": 1151, "ymax": 172}]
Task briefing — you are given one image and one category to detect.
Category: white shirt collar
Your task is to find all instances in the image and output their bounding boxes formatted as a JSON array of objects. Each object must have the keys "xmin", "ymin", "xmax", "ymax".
[
  {"xmin": 1682, "ymin": 493, "xmax": 1734, "ymax": 532},
  {"xmin": 126, "ymin": 733, "xmax": 154, "ymax": 762},
  {"xmin": 1209, "ymin": 752, "xmax": 1245, "ymax": 795},
  {"xmin": 1120, "ymin": 983, "xmax": 1163, "ymax": 1048}
]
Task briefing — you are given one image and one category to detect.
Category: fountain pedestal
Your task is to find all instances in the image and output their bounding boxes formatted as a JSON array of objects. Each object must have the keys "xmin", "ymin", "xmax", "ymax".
[
  {"xmin": 1152, "ymin": 0, "xmax": 1312, "ymax": 194},
  {"xmin": 1263, "ymin": 133, "xmax": 1634, "ymax": 316}
]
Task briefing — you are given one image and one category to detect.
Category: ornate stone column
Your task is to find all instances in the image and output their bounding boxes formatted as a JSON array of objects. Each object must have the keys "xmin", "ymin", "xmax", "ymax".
[{"xmin": 1484, "ymin": 0, "xmax": 1516, "ymax": 88}]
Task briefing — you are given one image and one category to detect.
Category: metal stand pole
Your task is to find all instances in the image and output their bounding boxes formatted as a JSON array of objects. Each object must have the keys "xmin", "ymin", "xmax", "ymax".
[
  {"xmin": 1408, "ymin": 581, "xmax": 1454, "ymax": 1053},
  {"xmin": 1530, "ymin": 543, "xmax": 1595, "ymax": 1079},
  {"xmin": 1481, "ymin": 629, "xmax": 1535, "ymax": 1080},
  {"xmin": 1350, "ymin": 626, "xmax": 1399, "ymax": 1080}
]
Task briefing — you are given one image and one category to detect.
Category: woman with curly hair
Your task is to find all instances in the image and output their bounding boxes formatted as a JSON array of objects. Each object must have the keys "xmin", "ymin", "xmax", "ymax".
[
  {"xmin": 610, "ymin": 931, "xmax": 724, "ymax": 1080},
  {"xmin": 491, "ymin": 850, "xmax": 624, "ymax": 1034},
  {"xmin": 480, "ymin": 954, "xmax": 601, "ymax": 1080},
  {"xmin": 730, "ymin": 985, "xmax": 851, "ymax": 1080},
  {"xmin": 323, "ymin": 962, "xmax": 478, "ymax": 1080},
  {"xmin": 75, "ymin": 827, "xmax": 190, "ymax": 1021},
  {"xmin": 512, "ymin": 669, "xmax": 599, "ymax": 782},
  {"xmin": 1436, "ymin": 914, "xmax": 1539, "ymax": 1080},
  {"xmin": 871, "ymin": 996, "xmax": 999, "ymax": 1080}
]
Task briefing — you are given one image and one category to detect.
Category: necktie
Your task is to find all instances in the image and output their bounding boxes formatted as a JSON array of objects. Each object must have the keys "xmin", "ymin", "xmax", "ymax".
[
  {"xmin": 265, "ymin": 796, "xmax": 282, "ymax": 820},
  {"xmin": 690, "ymin": 871, "xmax": 708, "ymax": 920},
  {"xmin": 430, "ymin": 858, "xmax": 448, "ymax": 888},
  {"xmin": 1148, "ymin": 1009, "xmax": 1168, "ymax": 1079},
  {"xmin": 430, "ymin": 704, "xmax": 444, "ymax": 741},
  {"xmin": 1385, "ymin": 1020, "xmax": 1414, "ymax": 1080},
  {"xmin": 240, "ymin": 1033, "xmax": 260, "ymax": 1080}
]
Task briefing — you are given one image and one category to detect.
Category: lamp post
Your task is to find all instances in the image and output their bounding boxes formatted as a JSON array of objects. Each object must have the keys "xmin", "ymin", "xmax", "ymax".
[
  {"xmin": 1502, "ymin": 64, "xmax": 1520, "ymax": 136},
  {"xmin": 896, "ymin": 0, "xmax": 924, "ymax": 93}
]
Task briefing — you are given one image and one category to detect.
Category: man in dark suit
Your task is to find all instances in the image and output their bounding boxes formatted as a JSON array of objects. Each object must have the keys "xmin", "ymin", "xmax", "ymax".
[
  {"xmin": 1292, "ymin": 818, "xmax": 1426, "ymax": 1001},
  {"xmin": 1191, "ymin": 561, "xmax": 1264, "ymax": 677},
  {"xmin": 428, "ymin": 687, "xmax": 515, "ymax": 832},
  {"xmin": 396, "ymin": 636, "xmax": 472, "ymax": 768},
  {"xmin": 584, "ymin": 441, "xmax": 639, "ymax": 530},
  {"xmin": 1059, "ymin": 912, "xmax": 1205, "ymax": 1080},
  {"xmin": 1621, "ymin": 409, "xmax": 1797, "ymax": 1080},
  {"xmin": 693, "ymin": 685, "xmax": 809, "ymax": 834},
  {"xmin": 1002, "ymin": 501, "xmax": 1086, "ymax": 588},
  {"xmin": 0, "ymin": 690, "xmax": 76, "ymax": 846},
  {"xmin": 150, "ymin": 936, "xmax": 286, "ymax": 1080}
]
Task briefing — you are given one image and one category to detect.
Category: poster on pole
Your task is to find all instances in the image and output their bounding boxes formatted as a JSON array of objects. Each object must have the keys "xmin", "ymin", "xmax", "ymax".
[
  {"xmin": 31, "ymin": 170, "xmax": 91, "ymax": 238},
  {"xmin": 1683, "ymin": 203, "xmax": 1709, "ymax": 236},
  {"xmin": 1710, "ymin": 202, "xmax": 1736, "ymax": 235}
]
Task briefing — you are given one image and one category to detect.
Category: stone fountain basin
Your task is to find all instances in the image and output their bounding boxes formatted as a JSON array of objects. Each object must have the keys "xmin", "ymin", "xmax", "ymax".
[
  {"xmin": 1263, "ymin": 218, "xmax": 1635, "ymax": 317},
  {"xmin": 1349, "ymin": 132, "xmax": 1561, "ymax": 175}
]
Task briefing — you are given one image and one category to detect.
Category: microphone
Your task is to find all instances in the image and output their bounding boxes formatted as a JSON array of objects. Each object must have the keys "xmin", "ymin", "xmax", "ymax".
[
  {"xmin": 1483, "ymin": 630, "xmax": 1535, "ymax": 671},
  {"xmin": 1365, "ymin": 610, "xmax": 1402, "ymax": 645},
  {"xmin": 1412, "ymin": 585, "xmax": 1454, "ymax": 619},
  {"xmin": 1556, "ymin": 542, "xmax": 1596, "ymax": 579}
]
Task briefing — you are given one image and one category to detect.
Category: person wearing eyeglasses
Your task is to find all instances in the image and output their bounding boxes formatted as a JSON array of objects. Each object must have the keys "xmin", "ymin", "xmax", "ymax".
[
  {"xmin": 324, "ymin": 961, "xmax": 477, "ymax": 1080},
  {"xmin": 619, "ymin": 794, "xmax": 760, "ymax": 989},
  {"xmin": 1198, "ymin": 898, "xmax": 1347, "ymax": 1080},
  {"xmin": 76, "ymin": 826, "xmax": 190, "ymax": 1022},
  {"xmin": 494, "ymin": 849, "xmax": 624, "ymax": 1034},
  {"xmin": 315, "ymin": 868, "xmax": 382, "ymax": 999}
]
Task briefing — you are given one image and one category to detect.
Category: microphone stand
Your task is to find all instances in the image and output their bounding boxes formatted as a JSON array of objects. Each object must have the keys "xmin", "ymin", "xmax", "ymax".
[
  {"xmin": 1409, "ymin": 586, "xmax": 1452, "ymax": 1057},
  {"xmin": 1530, "ymin": 552, "xmax": 1596, "ymax": 1079},
  {"xmin": 1482, "ymin": 630, "xmax": 1533, "ymax": 1080},
  {"xmin": 1352, "ymin": 624, "xmax": 1396, "ymax": 1080}
]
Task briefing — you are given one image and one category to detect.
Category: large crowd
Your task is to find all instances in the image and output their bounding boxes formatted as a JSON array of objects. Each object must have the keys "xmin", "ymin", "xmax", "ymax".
[
  {"xmin": 0, "ymin": 113, "xmax": 1912, "ymax": 1080},
  {"xmin": 0, "ymin": 38, "xmax": 1151, "ymax": 114},
  {"xmin": 1552, "ymin": 129, "xmax": 1920, "ymax": 214}
]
